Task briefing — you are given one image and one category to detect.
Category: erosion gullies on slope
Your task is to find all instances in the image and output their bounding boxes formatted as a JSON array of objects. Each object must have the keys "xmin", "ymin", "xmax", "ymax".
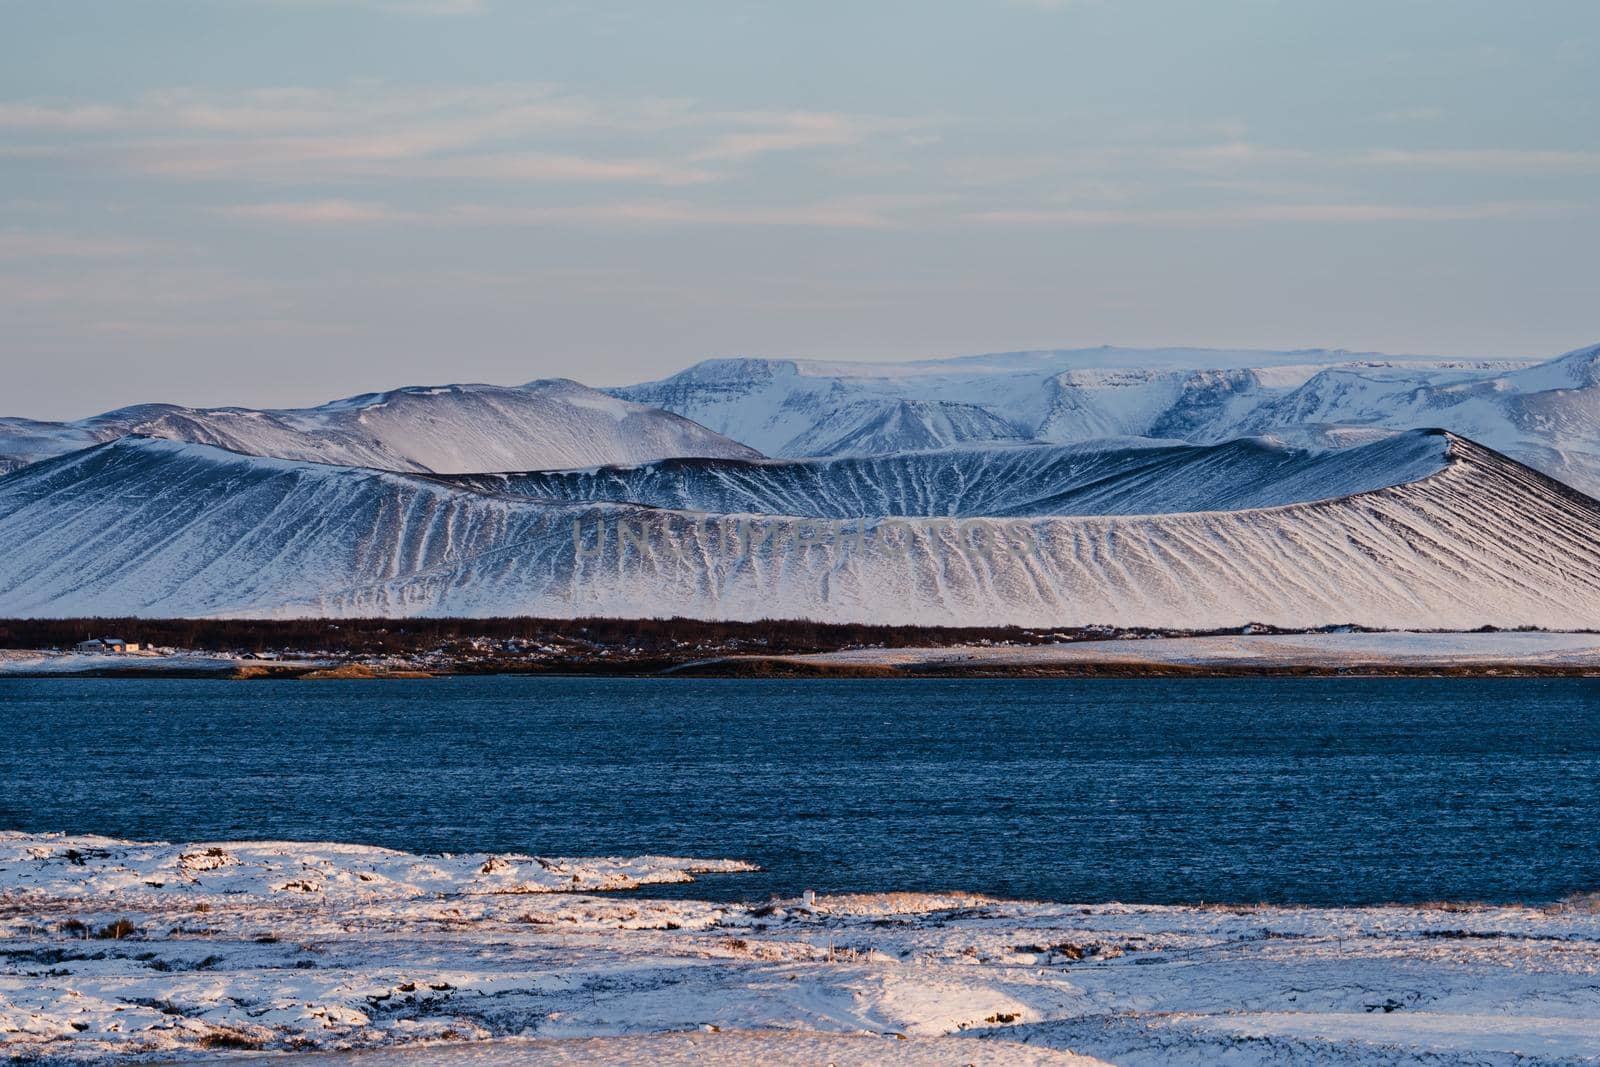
[
  {"xmin": 0, "ymin": 438, "xmax": 575, "ymax": 618},
  {"xmin": 0, "ymin": 379, "xmax": 761, "ymax": 474},
  {"xmin": 452, "ymin": 432, "xmax": 1453, "ymax": 519},
  {"xmin": 2, "ymin": 431, "xmax": 1599, "ymax": 629}
]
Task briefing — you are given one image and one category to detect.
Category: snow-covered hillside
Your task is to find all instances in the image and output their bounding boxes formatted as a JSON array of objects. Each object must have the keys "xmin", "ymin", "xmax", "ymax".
[
  {"xmin": 2, "ymin": 431, "xmax": 1597, "ymax": 629},
  {"xmin": 0, "ymin": 379, "xmax": 760, "ymax": 474},
  {"xmin": 611, "ymin": 344, "xmax": 1600, "ymax": 495},
  {"xmin": 460, "ymin": 433, "xmax": 1449, "ymax": 519}
]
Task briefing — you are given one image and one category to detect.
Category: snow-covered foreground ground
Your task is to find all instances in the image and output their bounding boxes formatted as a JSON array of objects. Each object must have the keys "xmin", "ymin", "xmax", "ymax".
[
  {"xmin": 0, "ymin": 651, "xmax": 249, "ymax": 676},
  {"xmin": 4, "ymin": 835, "xmax": 1600, "ymax": 1064},
  {"xmin": 277, "ymin": 1031, "xmax": 1101, "ymax": 1065},
  {"xmin": 729, "ymin": 631, "xmax": 1600, "ymax": 674}
]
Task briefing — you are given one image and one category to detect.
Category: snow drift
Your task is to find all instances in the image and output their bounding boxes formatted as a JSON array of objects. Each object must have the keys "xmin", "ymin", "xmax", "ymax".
[
  {"xmin": 0, "ymin": 833, "xmax": 756, "ymax": 899},
  {"xmin": 2, "ymin": 430, "xmax": 1598, "ymax": 629}
]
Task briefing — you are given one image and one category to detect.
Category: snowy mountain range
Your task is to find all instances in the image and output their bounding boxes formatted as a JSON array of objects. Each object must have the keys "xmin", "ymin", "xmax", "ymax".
[
  {"xmin": 0, "ymin": 379, "xmax": 758, "ymax": 476},
  {"xmin": 6, "ymin": 341, "xmax": 1599, "ymax": 495},
  {"xmin": 2, "ymin": 431, "xmax": 1597, "ymax": 628},
  {"xmin": 612, "ymin": 343, "xmax": 1600, "ymax": 497},
  {"xmin": 2, "ymin": 340, "xmax": 1598, "ymax": 625}
]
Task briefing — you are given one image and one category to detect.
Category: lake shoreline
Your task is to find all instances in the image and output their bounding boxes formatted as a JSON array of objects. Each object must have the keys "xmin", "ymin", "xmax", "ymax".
[
  {"xmin": 8, "ymin": 661, "xmax": 1600, "ymax": 680},
  {"xmin": 7, "ymin": 630, "xmax": 1600, "ymax": 679}
]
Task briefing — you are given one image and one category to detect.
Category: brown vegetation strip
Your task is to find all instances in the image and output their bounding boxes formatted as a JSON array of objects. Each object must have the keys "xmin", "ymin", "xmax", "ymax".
[{"xmin": 0, "ymin": 617, "xmax": 1390, "ymax": 656}]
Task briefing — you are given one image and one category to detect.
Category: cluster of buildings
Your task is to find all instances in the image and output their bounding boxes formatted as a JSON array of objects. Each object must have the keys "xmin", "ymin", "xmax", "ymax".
[{"xmin": 73, "ymin": 637, "xmax": 141, "ymax": 654}]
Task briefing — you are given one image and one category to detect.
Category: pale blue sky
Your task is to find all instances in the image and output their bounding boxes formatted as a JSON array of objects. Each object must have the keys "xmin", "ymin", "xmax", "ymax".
[{"xmin": 2, "ymin": 0, "xmax": 1597, "ymax": 418}]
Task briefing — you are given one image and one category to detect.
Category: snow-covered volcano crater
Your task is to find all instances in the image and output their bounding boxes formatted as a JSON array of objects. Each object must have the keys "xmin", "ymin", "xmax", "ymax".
[{"xmin": 2, "ymin": 429, "xmax": 1597, "ymax": 629}]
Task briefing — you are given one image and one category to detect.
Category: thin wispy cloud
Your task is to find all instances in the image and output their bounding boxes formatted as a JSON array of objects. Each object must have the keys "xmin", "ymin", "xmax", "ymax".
[
  {"xmin": 692, "ymin": 113, "xmax": 919, "ymax": 161},
  {"xmin": 447, "ymin": 195, "xmax": 936, "ymax": 229},
  {"xmin": 969, "ymin": 201, "xmax": 1573, "ymax": 226},
  {"xmin": 212, "ymin": 191, "xmax": 1563, "ymax": 233},
  {"xmin": 0, "ymin": 103, "xmax": 124, "ymax": 130},
  {"xmin": 0, "ymin": 86, "xmax": 920, "ymax": 190},
  {"xmin": 1362, "ymin": 148, "xmax": 1600, "ymax": 174},
  {"xmin": 242, "ymin": 0, "xmax": 486, "ymax": 15},
  {"xmin": 218, "ymin": 199, "xmax": 405, "ymax": 223},
  {"xmin": 0, "ymin": 233, "xmax": 151, "ymax": 258},
  {"xmin": 221, "ymin": 196, "xmax": 933, "ymax": 230},
  {"xmin": 400, "ymin": 154, "xmax": 720, "ymax": 185},
  {"xmin": 1376, "ymin": 107, "xmax": 1445, "ymax": 123},
  {"xmin": 1158, "ymin": 142, "xmax": 1318, "ymax": 169},
  {"xmin": 0, "ymin": 86, "xmax": 606, "ymax": 141}
]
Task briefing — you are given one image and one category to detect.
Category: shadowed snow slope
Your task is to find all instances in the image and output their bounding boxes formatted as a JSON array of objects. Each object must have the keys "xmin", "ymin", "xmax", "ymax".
[
  {"xmin": 1, "ymin": 431, "xmax": 1598, "ymax": 628},
  {"xmin": 452, "ymin": 433, "xmax": 1450, "ymax": 518},
  {"xmin": 0, "ymin": 379, "xmax": 760, "ymax": 474}
]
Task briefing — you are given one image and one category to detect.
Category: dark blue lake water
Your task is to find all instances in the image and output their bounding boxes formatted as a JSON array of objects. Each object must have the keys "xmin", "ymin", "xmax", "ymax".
[{"xmin": 4, "ymin": 676, "xmax": 1599, "ymax": 906}]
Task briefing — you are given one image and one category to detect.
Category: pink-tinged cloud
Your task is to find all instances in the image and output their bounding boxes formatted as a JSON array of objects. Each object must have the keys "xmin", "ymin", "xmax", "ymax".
[
  {"xmin": 218, "ymin": 199, "xmax": 403, "ymax": 223},
  {"xmin": 968, "ymin": 201, "xmax": 1576, "ymax": 226}
]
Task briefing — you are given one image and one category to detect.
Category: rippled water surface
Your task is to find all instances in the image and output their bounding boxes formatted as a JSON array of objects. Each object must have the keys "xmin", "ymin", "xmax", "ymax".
[{"xmin": 5, "ymin": 676, "xmax": 1599, "ymax": 905}]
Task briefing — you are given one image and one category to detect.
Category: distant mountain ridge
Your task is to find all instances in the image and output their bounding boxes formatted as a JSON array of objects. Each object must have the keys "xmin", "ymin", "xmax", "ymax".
[
  {"xmin": 0, "ymin": 379, "xmax": 760, "ymax": 475},
  {"xmin": 609, "ymin": 346, "xmax": 1528, "ymax": 452},
  {"xmin": 611, "ymin": 343, "xmax": 1600, "ymax": 496},
  {"xmin": 6, "ymin": 342, "xmax": 1599, "ymax": 497}
]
